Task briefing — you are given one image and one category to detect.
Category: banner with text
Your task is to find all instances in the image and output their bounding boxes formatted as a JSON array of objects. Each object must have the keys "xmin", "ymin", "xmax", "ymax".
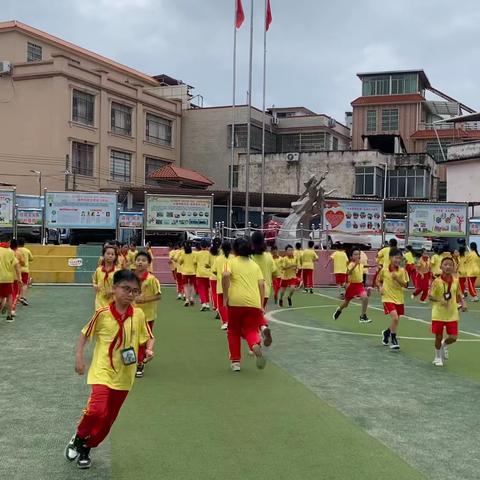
[
  {"xmin": 385, "ymin": 218, "xmax": 406, "ymax": 235},
  {"xmin": 17, "ymin": 208, "xmax": 43, "ymax": 226},
  {"xmin": 119, "ymin": 212, "xmax": 144, "ymax": 229},
  {"xmin": 408, "ymin": 203, "xmax": 468, "ymax": 237},
  {"xmin": 323, "ymin": 200, "xmax": 383, "ymax": 234},
  {"xmin": 146, "ymin": 195, "xmax": 213, "ymax": 231},
  {"xmin": 45, "ymin": 192, "xmax": 117, "ymax": 229},
  {"xmin": 0, "ymin": 190, "xmax": 14, "ymax": 228}
]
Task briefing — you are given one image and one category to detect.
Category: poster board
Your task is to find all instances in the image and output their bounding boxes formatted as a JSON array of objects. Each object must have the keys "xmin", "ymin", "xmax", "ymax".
[
  {"xmin": 469, "ymin": 218, "xmax": 480, "ymax": 246},
  {"xmin": 119, "ymin": 212, "xmax": 144, "ymax": 229},
  {"xmin": 45, "ymin": 192, "xmax": 117, "ymax": 229},
  {"xmin": 385, "ymin": 218, "xmax": 406, "ymax": 235},
  {"xmin": 145, "ymin": 194, "xmax": 213, "ymax": 231},
  {"xmin": 0, "ymin": 190, "xmax": 15, "ymax": 228},
  {"xmin": 17, "ymin": 208, "xmax": 43, "ymax": 226},
  {"xmin": 408, "ymin": 203, "xmax": 468, "ymax": 238},
  {"xmin": 323, "ymin": 199, "xmax": 383, "ymax": 234}
]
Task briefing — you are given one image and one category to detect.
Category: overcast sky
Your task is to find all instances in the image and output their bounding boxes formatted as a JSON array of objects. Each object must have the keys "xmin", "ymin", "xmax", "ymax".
[{"xmin": 4, "ymin": 0, "xmax": 480, "ymax": 122}]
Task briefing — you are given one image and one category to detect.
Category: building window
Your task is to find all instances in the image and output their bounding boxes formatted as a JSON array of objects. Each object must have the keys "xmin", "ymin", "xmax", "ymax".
[
  {"xmin": 111, "ymin": 102, "xmax": 132, "ymax": 136},
  {"xmin": 362, "ymin": 76, "xmax": 390, "ymax": 96},
  {"xmin": 72, "ymin": 90, "xmax": 95, "ymax": 126},
  {"xmin": 145, "ymin": 157, "xmax": 168, "ymax": 177},
  {"xmin": 362, "ymin": 73, "xmax": 419, "ymax": 96},
  {"xmin": 355, "ymin": 167, "xmax": 384, "ymax": 196},
  {"xmin": 228, "ymin": 124, "xmax": 276, "ymax": 153},
  {"xmin": 27, "ymin": 42, "xmax": 42, "ymax": 62},
  {"xmin": 381, "ymin": 108, "xmax": 398, "ymax": 131},
  {"xmin": 366, "ymin": 110, "xmax": 377, "ymax": 132},
  {"xmin": 388, "ymin": 168, "xmax": 429, "ymax": 198},
  {"xmin": 72, "ymin": 142, "xmax": 94, "ymax": 176},
  {"xmin": 110, "ymin": 150, "xmax": 131, "ymax": 183},
  {"xmin": 332, "ymin": 137, "xmax": 339, "ymax": 151},
  {"xmin": 276, "ymin": 132, "xmax": 329, "ymax": 153},
  {"xmin": 425, "ymin": 141, "xmax": 451, "ymax": 162},
  {"xmin": 391, "ymin": 74, "xmax": 418, "ymax": 94},
  {"xmin": 146, "ymin": 114, "xmax": 172, "ymax": 146},
  {"xmin": 228, "ymin": 165, "xmax": 239, "ymax": 188}
]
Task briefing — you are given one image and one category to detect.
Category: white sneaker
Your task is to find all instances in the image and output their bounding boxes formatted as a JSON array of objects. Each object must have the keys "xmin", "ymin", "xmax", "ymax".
[
  {"xmin": 230, "ymin": 362, "xmax": 241, "ymax": 372},
  {"xmin": 432, "ymin": 357, "xmax": 444, "ymax": 367},
  {"xmin": 11, "ymin": 310, "xmax": 16, "ymax": 317},
  {"xmin": 177, "ymin": 294, "xmax": 182, "ymax": 300},
  {"xmin": 200, "ymin": 304, "xmax": 207, "ymax": 311},
  {"xmin": 441, "ymin": 341, "xmax": 449, "ymax": 360},
  {"xmin": 248, "ymin": 349, "xmax": 254, "ymax": 356},
  {"xmin": 252, "ymin": 344, "xmax": 266, "ymax": 370},
  {"xmin": 220, "ymin": 323, "xmax": 228, "ymax": 330}
]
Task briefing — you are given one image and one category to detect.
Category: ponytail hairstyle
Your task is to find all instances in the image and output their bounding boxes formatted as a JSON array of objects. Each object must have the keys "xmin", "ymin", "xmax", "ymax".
[
  {"xmin": 251, "ymin": 231, "xmax": 266, "ymax": 255},
  {"xmin": 470, "ymin": 242, "xmax": 479, "ymax": 257},
  {"xmin": 184, "ymin": 241, "xmax": 193, "ymax": 255},
  {"xmin": 459, "ymin": 246, "xmax": 466, "ymax": 257},
  {"xmin": 210, "ymin": 237, "xmax": 221, "ymax": 256},
  {"xmin": 221, "ymin": 240, "xmax": 232, "ymax": 258},
  {"xmin": 233, "ymin": 237, "xmax": 251, "ymax": 257}
]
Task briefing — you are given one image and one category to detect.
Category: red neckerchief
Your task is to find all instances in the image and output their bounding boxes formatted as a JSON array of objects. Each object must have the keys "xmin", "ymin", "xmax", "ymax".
[
  {"xmin": 440, "ymin": 273, "xmax": 453, "ymax": 293},
  {"xmin": 0, "ymin": 242, "xmax": 9, "ymax": 248},
  {"xmin": 108, "ymin": 302, "xmax": 134, "ymax": 371},
  {"xmin": 136, "ymin": 271, "xmax": 149, "ymax": 284},
  {"xmin": 101, "ymin": 262, "xmax": 115, "ymax": 280}
]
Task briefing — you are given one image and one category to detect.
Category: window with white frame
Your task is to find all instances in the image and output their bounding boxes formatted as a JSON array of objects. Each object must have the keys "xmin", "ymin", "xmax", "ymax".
[
  {"xmin": 110, "ymin": 150, "xmax": 131, "ymax": 182},
  {"xmin": 146, "ymin": 114, "xmax": 172, "ymax": 146},
  {"xmin": 425, "ymin": 141, "xmax": 451, "ymax": 162},
  {"xmin": 355, "ymin": 167, "xmax": 384, "ymax": 196},
  {"xmin": 381, "ymin": 108, "xmax": 399, "ymax": 131},
  {"xmin": 388, "ymin": 168, "xmax": 429, "ymax": 198},
  {"xmin": 111, "ymin": 102, "xmax": 132, "ymax": 136},
  {"xmin": 27, "ymin": 42, "xmax": 42, "ymax": 62},
  {"xmin": 72, "ymin": 142, "xmax": 94, "ymax": 176},
  {"xmin": 366, "ymin": 110, "xmax": 377, "ymax": 132},
  {"xmin": 72, "ymin": 89, "xmax": 95, "ymax": 126}
]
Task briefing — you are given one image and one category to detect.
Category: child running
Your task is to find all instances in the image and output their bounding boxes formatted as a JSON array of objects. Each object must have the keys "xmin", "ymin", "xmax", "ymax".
[
  {"xmin": 466, "ymin": 242, "xmax": 480, "ymax": 302},
  {"xmin": 430, "ymin": 247, "xmax": 442, "ymax": 278},
  {"xmin": 145, "ymin": 242, "xmax": 154, "ymax": 273},
  {"xmin": 0, "ymin": 235, "xmax": 22, "ymax": 322},
  {"xmin": 126, "ymin": 242, "xmax": 138, "ymax": 270},
  {"xmin": 429, "ymin": 257, "xmax": 467, "ymax": 367},
  {"xmin": 271, "ymin": 245, "xmax": 282, "ymax": 304},
  {"xmin": 92, "ymin": 245, "xmax": 118, "ymax": 309},
  {"xmin": 133, "ymin": 251, "xmax": 161, "ymax": 378},
  {"xmin": 194, "ymin": 239, "xmax": 211, "ymax": 311},
  {"xmin": 403, "ymin": 245, "xmax": 417, "ymax": 288},
  {"xmin": 65, "ymin": 269, "xmax": 154, "ymax": 469},
  {"xmin": 279, "ymin": 245, "xmax": 298, "ymax": 307},
  {"xmin": 9, "ymin": 239, "xmax": 24, "ymax": 317},
  {"xmin": 222, "ymin": 237, "xmax": 266, "ymax": 372},
  {"xmin": 212, "ymin": 241, "xmax": 232, "ymax": 330},
  {"xmin": 294, "ymin": 242, "xmax": 303, "ymax": 289},
  {"xmin": 301, "ymin": 240, "xmax": 318, "ymax": 294},
  {"xmin": 17, "ymin": 238, "xmax": 33, "ymax": 306},
  {"xmin": 177, "ymin": 242, "xmax": 197, "ymax": 306},
  {"xmin": 411, "ymin": 248, "xmax": 431, "ymax": 303},
  {"xmin": 333, "ymin": 249, "xmax": 371, "ymax": 323},
  {"xmin": 457, "ymin": 246, "xmax": 468, "ymax": 297},
  {"xmin": 209, "ymin": 239, "xmax": 221, "ymax": 317},
  {"xmin": 377, "ymin": 248, "xmax": 409, "ymax": 350},
  {"xmin": 325, "ymin": 245, "xmax": 348, "ymax": 297}
]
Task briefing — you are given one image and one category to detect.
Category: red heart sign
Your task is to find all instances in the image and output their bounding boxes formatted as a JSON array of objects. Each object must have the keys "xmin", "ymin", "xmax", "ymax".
[{"xmin": 325, "ymin": 210, "xmax": 345, "ymax": 229}]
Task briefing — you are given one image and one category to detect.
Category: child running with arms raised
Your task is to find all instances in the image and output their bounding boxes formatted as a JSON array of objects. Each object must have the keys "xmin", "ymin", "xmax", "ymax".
[
  {"xmin": 429, "ymin": 257, "xmax": 467, "ymax": 367},
  {"xmin": 65, "ymin": 269, "xmax": 154, "ymax": 469},
  {"xmin": 279, "ymin": 245, "xmax": 298, "ymax": 307},
  {"xmin": 377, "ymin": 248, "xmax": 409, "ymax": 350}
]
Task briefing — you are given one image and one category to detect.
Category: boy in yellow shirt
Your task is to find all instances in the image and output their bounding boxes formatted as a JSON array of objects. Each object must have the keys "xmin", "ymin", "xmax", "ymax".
[
  {"xmin": 325, "ymin": 245, "xmax": 348, "ymax": 297},
  {"xmin": 430, "ymin": 247, "xmax": 442, "ymax": 277},
  {"xmin": 301, "ymin": 241, "xmax": 318, "ymax": 294},
  {"xmin": 65, "ymin": 269, "xmax": 154, "ymax": 469},
  {"xmin": 0, "ymin": 236, "xmax": 22, "ymax": 322},
  {"xmin": 279, "ymin": 245, "xmax": 298, "ymax": 307},
  {"xmin": 17, "ymin": 237, "xmax": 33, "ymax": 306},
  {"xmin": 126, "ymin": 242, "xmax": 138, "ymax": 270},
  {"xmin": 377, "ymin": 248, "xmax": 409, "ymax": 350},
  {"xmin": 429, "ymin": 257, "xmax": 466, "ymax": 367}
]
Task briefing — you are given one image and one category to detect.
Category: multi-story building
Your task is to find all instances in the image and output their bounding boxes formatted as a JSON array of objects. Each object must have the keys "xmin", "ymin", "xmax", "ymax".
[
  {"xmin": 0, "ymin": 20, "xmax": 182, "ymax": 195},
  {"xmin": 181, "ymin": 105, "xmax": 350, "ymax": 191}
]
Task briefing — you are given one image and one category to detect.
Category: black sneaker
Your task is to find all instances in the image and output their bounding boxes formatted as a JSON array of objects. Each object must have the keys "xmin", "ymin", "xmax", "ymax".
[
  {"xmin": 19, "ymin": 297, "xmax": 29, "ymax": 306},
  {"xmin": 287, "ymin": 296, "xmax": 293, "ymax": 307},
  {"xmin": 303, "ymin": 289, "xmax": 308, "ymax": 293},
  {"xmin": 261, "ymin": 327, "xmax": 273, "ymax": 347},
  {"xmin": 382, "ymin": 329, "xmax": 391, "ymax": 346},
  {"xmin": 333, "ymin": 308, "xmax": 342, "ymax": 320},
  {"xmin": 390, "ymin": 334, "xmax": 400, "ymax": 350},
  {"xmin": 77, "ymin": 446, "xmax": 92, "ymax": 469},
  {"xmin": 279, "ymin": 299, "xmax": 283, "ymax": 308},
  {"xmin": 359, "ymin": 314, "xmax": 371, "ymax": 324},
  {"xmin": 65, "ymin": 434, "xmax": 82, "ymax": 462},
  {"xmin": 6, "ymin": 315, "xmax": 14, "ymax": 323},
  {"xmin": 135, "ymin": 363, "xmax": 145, "ymax": 378},
  {"xmin": 215, "ymin": 311, "xmax": 220, "ymax": 320},
  {"xmin": 309, "ymin": 289, "xmax": 314, "ymax": 294}
]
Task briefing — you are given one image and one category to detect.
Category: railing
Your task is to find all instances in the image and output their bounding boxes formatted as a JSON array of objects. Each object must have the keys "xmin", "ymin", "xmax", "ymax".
[{"xmin": 418, "ymin": 121, "xmax": 480, "ymax": 131}]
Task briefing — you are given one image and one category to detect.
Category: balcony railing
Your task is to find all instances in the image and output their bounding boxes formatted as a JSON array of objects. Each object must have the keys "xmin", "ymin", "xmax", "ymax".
[{"xmin": 418, "ymin": 121, "xmax": 480, "ymax": 131}]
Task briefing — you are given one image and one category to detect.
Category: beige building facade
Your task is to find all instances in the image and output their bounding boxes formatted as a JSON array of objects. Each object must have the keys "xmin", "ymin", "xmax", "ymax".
[{"xmin": 0, "ymin": 21, "xmax": 182, "ymax": 196}]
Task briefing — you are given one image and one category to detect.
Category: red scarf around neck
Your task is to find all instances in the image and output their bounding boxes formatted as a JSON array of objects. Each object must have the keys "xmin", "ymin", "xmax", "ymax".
[
  {"xmin": 108, "ymin": 302, "xmax": 134, "ymax": 371},
  {"xmin": 101, "ymin": 262, "xmax": 116, "ymax": 280}
]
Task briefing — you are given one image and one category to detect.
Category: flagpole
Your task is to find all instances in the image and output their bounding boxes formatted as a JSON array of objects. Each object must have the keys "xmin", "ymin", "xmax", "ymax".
[
  {"xmin": 260, "ymin": 0, "xmax": 267, "ymax": 229},
  {"xmin": 244, "ymin": 0, "xmax": 254, "ymax": 229},
  {"xmin": 228, "ymin": 1, "xmax": 238, "ymax": 230}
]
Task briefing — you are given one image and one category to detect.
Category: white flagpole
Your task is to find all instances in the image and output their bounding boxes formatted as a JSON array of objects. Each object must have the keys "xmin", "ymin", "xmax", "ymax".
[
  {"xmin": 244, "ymin": 0, "xmax": 254, "ymax": 229},
  {"xmin": 228, "ymin": 1, "xmax": 238, "ymax": 230},
  {"xmin": 260, "ymin": 0, "xmax": 267, "ymax": 229}
]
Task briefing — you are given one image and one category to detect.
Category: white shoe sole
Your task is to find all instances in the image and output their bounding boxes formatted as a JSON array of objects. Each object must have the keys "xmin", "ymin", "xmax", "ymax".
[
  {"xmin": 65, "ymin": 435, "xmax": 78, "ymax": 461},
  {"xmin": 252, "ymin": 344, "xmax": 266, "ymax": 370}
]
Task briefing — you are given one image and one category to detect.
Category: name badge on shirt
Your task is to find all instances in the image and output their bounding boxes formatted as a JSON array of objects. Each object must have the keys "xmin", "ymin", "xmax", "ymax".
[{"xmin": 120, "ymin": 347, "xmax": 137, "ymax": 366}]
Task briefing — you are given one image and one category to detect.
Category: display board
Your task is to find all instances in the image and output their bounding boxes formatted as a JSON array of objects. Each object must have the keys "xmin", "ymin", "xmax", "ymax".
[
  {"xmin": 0, "ymin": 190, "xmax": 14, "ymax": 228},
  {"xmin": 469, "ymin": 219, "xmax": 480, "ymax": 246},
  {"xmin": 146, "ymin": 195, "xmax": 213, "ymax": 231},
  {"xmin": 45, "ymin": 192, "xmax": 117, "ymax": 229},
  {"xmin": 385, "ymin": 218, "xmax": 406, "ymax": 235},
  {"xmin": 119, "ymin": 212, "xmax": 144, "ymax": 229},
  {"xmin": 323, "ymin": 199, "xmax": 383, "ymax": 234},
  {"xmin": 408, "ymin": 203, "xmax": 468, "ymax": 238},
  {"xmin": 17, "ymin": 208, "xmax": 42, "ymax": 226}
]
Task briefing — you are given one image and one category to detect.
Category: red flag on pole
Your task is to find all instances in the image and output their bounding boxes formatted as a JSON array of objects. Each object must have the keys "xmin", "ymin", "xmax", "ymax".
[
  {"xmin": 235, "ymin": 0, "xmax": 245, "ymax": 29},
  {"xmin": 265, "ymin": 0, "xmax": 272, "ymax": 31}
]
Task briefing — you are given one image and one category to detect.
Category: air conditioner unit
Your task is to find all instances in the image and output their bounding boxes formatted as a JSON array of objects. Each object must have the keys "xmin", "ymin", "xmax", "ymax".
[
  {"xmin": 328, "ymin": 118, "xmax": 336, "ymax": 128},
  {"xmin": 0, "ymin": 61, "xmax": 11, "ymax": 75},
  {"xmin": 286, "ymin": 152, "xmax": 300, "ymax": 162}
]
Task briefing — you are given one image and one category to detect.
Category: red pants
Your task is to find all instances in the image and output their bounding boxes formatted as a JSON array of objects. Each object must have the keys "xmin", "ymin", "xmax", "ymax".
[
  {"xmin": 259, "ymin": 297, "xmax": 268, "ymax": 327},
  {"xmin": 196, "ymin": 277, "xmax": 210, "ymax": 304},
  {"xmin": 459, "ymin": 277, "xmax": 467, "ymax": 295},
  {"xmin": 77, "ymin": 384, "xmax": 129, "ymax": 448},
  {"xmin": 405, "ymin": 264, "xmax": 417, "ymax": 287},
  {"xmin": 138, "ymin": 320, "xmax": 154, "ymax": 364},
  {"xmin": 175, "ymin": 272, "xmax": 184, "ymax": 294},
  {"xmin": 302, "ymin": 269, "xmax": 314, "ymax": 288},
  {"xmin": 12, "ymin": 281, "xmax": 20, "ymax": 309},
  {"xmin": 227, "ymin": 306, "xmax": 262, "ymax": 362},
  {"xmin": 210, "ymin": 280, "xmax": 218, "ymax": 309},
  {"xmin": 272, "ymin": 277, "xmax": 281, "ymax": 298},
  {"xmin": 468, "ymin": 277, "xmax": 478, "ymax": 298},
  {"xmin": 413, "ymin": 272, "xmax": 431, "ymax": 301},
  {"xmin": 372, "ymin": 268, "xmax": 381, "ymax": 287},
  {"xmin": 217, "ymin": 293, "xmax": 228, "ymax": 324}
]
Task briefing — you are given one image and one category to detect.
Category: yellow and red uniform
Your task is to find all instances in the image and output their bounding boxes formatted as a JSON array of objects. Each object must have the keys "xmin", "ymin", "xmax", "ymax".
[
  {"xmin": 301, "ymin": 248, "xmax": 318, "ymax": 288},
  {"xmin": 330, "ymin": 250, "xmax": 348, "ymax": 285},
  {"xmin": 412, "ymin": 256, "xmax": 431, "ymax": 302},
  {"xmin": 18, "ymin": 246, "xmax": 33, "ymax": 284},
  {"xmin": 126, "ymin": 249, "xmax": 138, "ymax": 270},
  {"xmin": 92, "ymin": 264, "xmax": 118, "ymax": 309},
  {"xmin": 0, "ymin": 244, "xmax": 16, "ymax": 298},
  {"xmin": 466, "ymin": 250, "xmax": 480, "ymax": 298},
  {"xmin": 430, "ymin": 275, "xmax": 460, "ymax": 336},
  {"xmin": 280, "ymin": 255, "xmax": 298, "ymax": 288},
  {"xmin": 252, "ymin": 252, "xmax": 278, "ymax": 301},
  {"xmin": 378, "ymin": 265, "xmax": 409, "ymax": 315},
  {"xmin": 345, "ymin": 261, "xmax": 366, "ymax": 300},
  {"xmin": 194, "ymin": 249, "xmax": 211, "ymax": 304},
  {"xmin": 212, "ymin": 253, "xmax": 231, "ymax": 325}
]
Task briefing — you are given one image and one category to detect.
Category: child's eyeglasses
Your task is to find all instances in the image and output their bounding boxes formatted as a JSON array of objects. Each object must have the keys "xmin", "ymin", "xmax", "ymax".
[{"xmin": 117, "ymin": 285, "xmax": 141, "ymax": 296}]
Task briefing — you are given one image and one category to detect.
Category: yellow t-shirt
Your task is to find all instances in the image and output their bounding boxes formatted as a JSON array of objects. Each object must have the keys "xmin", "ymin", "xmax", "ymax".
[
  {"xmin": 417, "ymin": 257, "xmax": 431, "ymax": 274},
  {"xmin": 404, "ymin": 251, "xmax": 415, "ymax": 265},
  {"xmin": 466, "ymin": 251, "xmax": 480, "ymax": 277},
  {"xmin": 379, "ymin": 267, "xmax": 409, "ymax": 305},
  {"xmin": 0, "ymin": 246, "xmax": 16, "ymax": 283},
  {"xmin": 226, "ymin": 256, "xmax": 264, "ymax": 309},
  {"xmin": 136, "ymin": 273, "xmax": 161, "ymax": 322},
  {"xmin": 281, "ymin": 256, "xmax": 298, "ymax": 280},
  {"xmin": 209, "ymin": 253, "xmax": 218, "ymax": 280},
  {"xmin": 458, "ymin": 256, "xmax": 468, "ymax": 277},
  {"xmin": 168, "ymin": 249, "xmax": 177, "ymax": 271},
  {"xmin": 377, "ymin": 247, "xmax": 390, "ymax": 268},
  {"xmin": 194, "ymin": 250, "xmax": 211, "ymax": 278},
  {"xmin": 213, "ymin": 254, "xmax": 231, "ymax": 294},
  {"xmin": 18, "ymin": 247, "xmax": 33, "ymax": 273},
  {"xmin": 294, "ymin": 249, "xmax": 303, "ymax": 268},
  {"xmin": 252, "ymin": 252, "xmax": 278, "ymax": 298},
  {"xmin": 330, "ymin": 251, "xmax": 348, "ymax": 274},
  {"xmin": 177, "ymin": 251, "xmax": 197, "ymax": 275},
  {"xmin": 126, "ymin": 250, "xmax": 138, "ymax": 270},
  {"xmin": 347, "ymin": 262, "xmax": 363, "ymax": 284},
  {"xmin": 301, "ymin": 249, "xmax": 318, "ymax": 270},
  {"xmin": 430, "ymin": 276, "xmax": 460, "ymax": 322},
  {"xmin": 82, "ymin": 305, "xmax": 153, "ymax": 391},
  {"xmin": 430, "ymin": 254, "xmax": 442, "ymax": 276},
  {"xmin": 92, "ymin": 266, "xmax": 118, "ymax": 309}
]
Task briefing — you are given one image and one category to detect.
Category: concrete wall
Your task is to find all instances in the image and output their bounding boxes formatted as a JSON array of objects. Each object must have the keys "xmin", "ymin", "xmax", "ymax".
[{"xmin": 446, "ymin": 159, "xmax": 480, "ymax": 214}]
